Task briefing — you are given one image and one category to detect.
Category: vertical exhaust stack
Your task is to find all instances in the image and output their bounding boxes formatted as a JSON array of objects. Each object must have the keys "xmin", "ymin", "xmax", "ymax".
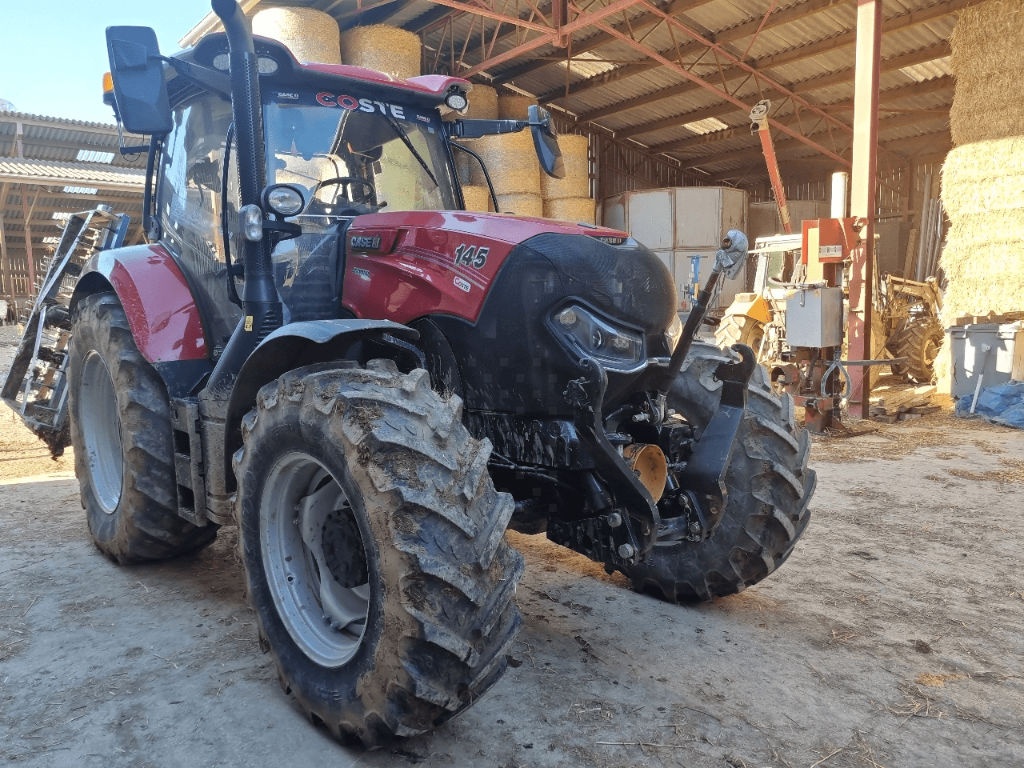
[{"xmin": 205, "ymin": 0, "xmax": 283, "ymax": 397}]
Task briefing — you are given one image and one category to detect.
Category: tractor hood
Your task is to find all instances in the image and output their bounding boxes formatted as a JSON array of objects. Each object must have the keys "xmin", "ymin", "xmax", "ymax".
[{"xmin": 342, "ymin": 209, "xmax": 671, "ymax": 329}]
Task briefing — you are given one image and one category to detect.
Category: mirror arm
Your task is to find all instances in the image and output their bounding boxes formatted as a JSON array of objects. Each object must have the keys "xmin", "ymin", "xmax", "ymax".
[
  {"xmin": 449, "ymin": 118, "xmax": 527, "ymax": 139},
  {"xmin": 163, "ymin": 56, "xmax": 231, "ymax": 97}
]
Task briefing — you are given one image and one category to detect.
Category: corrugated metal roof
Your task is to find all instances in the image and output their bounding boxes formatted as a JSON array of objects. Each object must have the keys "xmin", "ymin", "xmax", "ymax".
[
  {"xmin": 0, "ymin": 158, "xmax": 144, "ymax": 189},
  {"xmin": 0, "ymin": 112, "xmax": 145, "ymax": 303}
]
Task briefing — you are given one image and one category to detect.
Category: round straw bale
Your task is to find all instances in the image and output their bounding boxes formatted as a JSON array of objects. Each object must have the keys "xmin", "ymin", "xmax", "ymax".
[
  {"xmin": 341, "ymin": 25, "xmax": 421, "ymax": 79},
  {"xmin": 452, "ymin": 144, "xmax": 476, "ymax": 185},
  {"xmin": 472, "ymin": 132, "xmax": 540, "ymax": 195},
  {"xmin": 949, "ymin": 0, "xmax": 1024, "ymax": 144},
  {"xmin": 496, "ymin": 193, "xmax": 544, "ymax": 218},
  {"xmin": 540, "ymin": 134, "xmax": 590, "ymax": 200},
  {"xmin": 497, "ymin": 94, "xmax": 536, "ymax": 119},
  {"xmin": 253, "ymin": 7, "xmax": 341, "ymax": 65},
  {"xmin": 461, "ymin": 185, "xmax": 492, "ymax": 212},
  {"xmin": 941, "ymin": 137, "xmax": 1024, "ymax": 216},
  {"xmin": 463, "ymin": 85, "xmax": 498, "ymax": 120},
  {"xmin": 544, "ymin": 197, "xmax": 596, "ymax": 224}
]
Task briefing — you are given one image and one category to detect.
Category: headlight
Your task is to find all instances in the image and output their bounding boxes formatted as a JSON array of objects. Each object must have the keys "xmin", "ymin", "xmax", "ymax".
[
  {"xmin": 665, "ymin": 313, "xmax": 683, "ymax": 353},
  {"xmin": 551, "ymin": 304, "xmax": 644, "ymax": 371}
]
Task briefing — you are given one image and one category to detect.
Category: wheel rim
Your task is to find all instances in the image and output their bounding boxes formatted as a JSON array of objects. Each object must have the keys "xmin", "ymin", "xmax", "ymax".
[
  {"xmin": 260, "ymin": 454, "xmax": 370, "ymax": 668},
  {"xmin": 79, "ymin": 350, "xmax": 123, "ymax": 514}
]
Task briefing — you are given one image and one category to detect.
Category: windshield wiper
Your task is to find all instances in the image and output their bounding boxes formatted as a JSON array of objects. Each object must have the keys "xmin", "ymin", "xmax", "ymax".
[{"xmin": 383, "ymin": 115, "xmax": 438, "ymax": 189}]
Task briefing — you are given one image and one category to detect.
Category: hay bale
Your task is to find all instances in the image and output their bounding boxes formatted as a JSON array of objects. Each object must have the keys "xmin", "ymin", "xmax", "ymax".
[
  {"xmin": 941, "ymin": 137, "xmax": 1024, "ymax": 216},
  {"xmin": 940, "ymin": 134, "xmax": 1024, "ymax": 323},
  {"xmin": 544, "ymin": 197, "xmax": 596, "ymax": 224},
  {"xmin": 497, "ymin": 94, "xmax": 535, "ymax": 119},
  {"xmin": 453, "ymin": 145, "xmax": 476, "ymax": 185},
  {"xmin": 462, "ymin": 185, "xmax": 492, "ymax": 212},
  {"xmin": 540, "ymin": 134, "xmax": 590, "ymax": 200},
  {"xmin": 463, "ymin": 85, "xmax": 498, "ymax": 120},
  {"xmin": 253, "ymin": 7, "xmax": 341, "ymax": 65},
  {"xmin": 341, "ymin": 25, "xmax": 420, "ymax": 79},
  {"xmin": 472, "ymin": 132, "xmax": 540, "ymax": 195},
  {"xmin": 496, "ymin": 193, "xmax": 543, "ymax": 218},
  {"xmin": 950, "ymin": 0, "xmax": 1024, "ymax": 144}
]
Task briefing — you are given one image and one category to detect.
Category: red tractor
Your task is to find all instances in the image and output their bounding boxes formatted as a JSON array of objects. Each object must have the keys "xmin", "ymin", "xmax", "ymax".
[{"xmin": 3, "ymin": 0, "xmax": 814, "ymax": 746}]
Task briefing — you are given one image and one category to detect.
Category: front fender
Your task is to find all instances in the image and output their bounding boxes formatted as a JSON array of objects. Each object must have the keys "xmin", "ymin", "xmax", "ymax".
[
  {"xmin": 221, "ymin": 319, "xmax": 420, "ymax": 488},
  {"xmin": 73, "ymin": 243, "xmax": 208, "ymax": 363}
]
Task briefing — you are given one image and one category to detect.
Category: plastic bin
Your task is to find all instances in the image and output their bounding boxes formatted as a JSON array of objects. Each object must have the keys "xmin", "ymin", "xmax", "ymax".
[{"xmin": 947, "ymin": 323, "xmax": 1021, "ymax": 399}]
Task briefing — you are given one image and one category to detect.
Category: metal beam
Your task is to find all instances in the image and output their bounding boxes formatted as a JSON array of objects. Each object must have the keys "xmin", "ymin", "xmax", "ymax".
[
  {"xmin": 563, "ymin": 0, "xmax": 965, "ymax": 120},
  {"xmin": 588, "ymin": 15, "xmax": 849, "ymax": 165},
  {"xmin": 657, "ymin": 108, "xmax": 949, "ymax": 161},
  {"xmin": 496, "ymin": 0, "xmax": 717, "ymax": 83},
  {"xmin": 459, "ymin": 0, "xmax": 646, "ymax": 76},
  {"xmin": 614, "ymin": 72, "xmax": 951, "ymax": 147}
]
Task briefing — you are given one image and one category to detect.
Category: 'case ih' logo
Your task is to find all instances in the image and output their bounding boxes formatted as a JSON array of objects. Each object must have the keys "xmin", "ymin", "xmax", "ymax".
[{"xmin": 350, "ymin": 235, "xmax": 382, "ymax": 250}]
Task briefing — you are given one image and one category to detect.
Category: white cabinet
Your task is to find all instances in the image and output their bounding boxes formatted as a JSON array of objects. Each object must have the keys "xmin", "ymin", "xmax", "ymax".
[{"xmin": 601, "ymin": 187, "xmax": 748, "ymax": 310}]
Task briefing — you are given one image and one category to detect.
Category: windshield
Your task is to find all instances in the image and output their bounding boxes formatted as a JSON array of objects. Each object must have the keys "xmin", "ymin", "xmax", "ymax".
[{"xmin": 264, "ymin": 91, "xmax": 459, "ymax": 217}]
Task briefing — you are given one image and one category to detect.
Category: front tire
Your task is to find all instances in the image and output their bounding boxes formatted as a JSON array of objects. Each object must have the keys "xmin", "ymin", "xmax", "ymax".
[
  {"xmin": 623, "ymin": 342, "xmax": 815, "ymax": 602},
  {"xmin": 234, "ymin": 361, "xmax": 523, "ymax": 747},
  {"xmin": 714, "ymin": 311, "xmax": 765, "ymax": 358},
  {"xmin": 68, "ymin": 293, "xmax": 216, "ymax": 563}
]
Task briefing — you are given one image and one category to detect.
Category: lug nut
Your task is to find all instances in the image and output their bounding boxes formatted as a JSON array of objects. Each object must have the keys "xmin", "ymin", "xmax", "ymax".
[
  {"xmin": 617, "ymin": 543, "xmax": 636, "ymax": 559},
  {"xmin": 606, "ymin": 512, "xmax": 623, "ymax": 528}
]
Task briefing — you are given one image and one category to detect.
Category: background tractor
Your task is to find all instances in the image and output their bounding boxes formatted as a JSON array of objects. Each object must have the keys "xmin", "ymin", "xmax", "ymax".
[{"xmin": 2, "ymin": 0, "xmax": 815, "ymax": 746}]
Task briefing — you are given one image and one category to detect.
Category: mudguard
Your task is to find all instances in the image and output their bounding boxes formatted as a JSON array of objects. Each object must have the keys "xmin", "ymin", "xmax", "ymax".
[
  {"xmin": 73, "ymin": 243, "xmax": 209, "ymax": 363},
  {"xmin": 217, "ymin": 319, "xmax": 421, "ymax": 496}
]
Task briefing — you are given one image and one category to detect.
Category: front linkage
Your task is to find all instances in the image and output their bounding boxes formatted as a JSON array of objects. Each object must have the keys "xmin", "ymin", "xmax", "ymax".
[{"xmin": 544, "ymin": 232, "xmax": 758, "ymax": 572}]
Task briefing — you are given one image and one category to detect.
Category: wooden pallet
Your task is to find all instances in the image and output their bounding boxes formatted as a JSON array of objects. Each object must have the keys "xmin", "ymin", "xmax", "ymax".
[{"xmin": 869, "ymin": 383, "xmax": 939, "ymax": 423}]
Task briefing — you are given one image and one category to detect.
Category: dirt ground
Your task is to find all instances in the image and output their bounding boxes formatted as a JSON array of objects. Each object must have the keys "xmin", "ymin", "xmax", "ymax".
[{"xmin": 2, "ymin": 323, "xmax": 1023, "ymax": 768}]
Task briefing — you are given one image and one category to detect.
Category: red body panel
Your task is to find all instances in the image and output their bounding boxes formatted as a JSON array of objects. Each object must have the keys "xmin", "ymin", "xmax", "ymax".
[
  {"xmin": 342, "ymin": 211, "xmax": 628, "ymax": 324},
  {"xmin": 299, "ymin": 63, "xmax": 470, "ymax": 98},
  {"xmin": 90, "ymin": 243, "xmax": 208, "ymax": 363}
]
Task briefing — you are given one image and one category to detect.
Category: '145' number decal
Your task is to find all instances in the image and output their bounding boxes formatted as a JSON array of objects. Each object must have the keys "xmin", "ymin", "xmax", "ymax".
[{"xmin": 454, "ymin": 243, "xmax": 489, "ymax": 269}]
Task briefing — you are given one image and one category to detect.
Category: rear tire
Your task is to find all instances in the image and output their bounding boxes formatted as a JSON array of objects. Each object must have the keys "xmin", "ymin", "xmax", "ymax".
[
  {"xmin": 234, "ymin": 361, "xmax": 523, "ymax": 746},
  {"xmin": 68, "ymin": 293, "xmax": 216, "ymax": 563},
  {"xmin": 623, "ymin": 342, "xmax": 815, "ymax": 603}
]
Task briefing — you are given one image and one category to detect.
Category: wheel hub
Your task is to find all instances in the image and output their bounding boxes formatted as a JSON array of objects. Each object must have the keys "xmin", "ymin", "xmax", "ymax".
[{"xmin": 261, "ymin": 458, "xmax": 370, "ymax": 667}]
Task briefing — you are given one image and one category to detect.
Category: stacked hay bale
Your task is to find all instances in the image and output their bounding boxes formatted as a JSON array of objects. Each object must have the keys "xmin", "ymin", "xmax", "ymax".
[
  {"xmin": 477, "ymin": 130, "xmax": 543, "ymax": 216},
  {"xmin": 461, "ymin": 185, "xmax": 492, "ymax": 212},
  {"xmin": 341, "ymin": 25, "xmax": 421, "ymax": 79},
  {"xmin": 940, "ymin": 0, "xmax": 1024, "ymax": 324},
  {"xmin": 497, "ymin": 94, "xmax": 535, "ymax": 120},
  {"xmin": 456, "ymin": 86, "xmax": 543, "ymax": 216},
  {"xmin": 252, "ymin": 7, "xmax": 342, "ymax": 64},
  {"xmin": 451, "ymin": 85, "xmax": 499, "ymax": 211},
  {"xmin": 541, "ymin": 134, "xmax": 594, "ymax": 224}
]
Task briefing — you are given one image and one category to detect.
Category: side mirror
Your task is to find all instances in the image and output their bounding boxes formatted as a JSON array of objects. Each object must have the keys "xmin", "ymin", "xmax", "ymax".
[
  {"xmin": 528, "ymin": 105, "xmax": 565, "ymax": 179},
  {"xmin": 106, "ymin": 26, "xmax": 172, "ymax": 135}
]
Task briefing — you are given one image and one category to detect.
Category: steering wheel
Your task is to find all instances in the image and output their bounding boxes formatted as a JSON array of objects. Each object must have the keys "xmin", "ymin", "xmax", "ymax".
[{"xmin": 309, "ymin": 176, "xmax": 375, "ymax": 206}]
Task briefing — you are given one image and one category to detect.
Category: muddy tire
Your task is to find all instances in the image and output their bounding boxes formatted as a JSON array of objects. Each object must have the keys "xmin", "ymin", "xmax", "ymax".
[
  {"xmin": 234, "ymin": 361, "xmax": 523, "ymax": 747},
  {"xmin": 888, "ymin": 315, "xmax": 943, "ymax": 384},
  {"xmin": 623, "ymin": 342, "xmax": 815, "ymax": 603},
  {"xmin": 68, "ymin": 293, "xmax": 216, "ymax": 563},
  {"xmin": 715, "ymin": 312, "xmax": 765, "ymax": 358}
]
